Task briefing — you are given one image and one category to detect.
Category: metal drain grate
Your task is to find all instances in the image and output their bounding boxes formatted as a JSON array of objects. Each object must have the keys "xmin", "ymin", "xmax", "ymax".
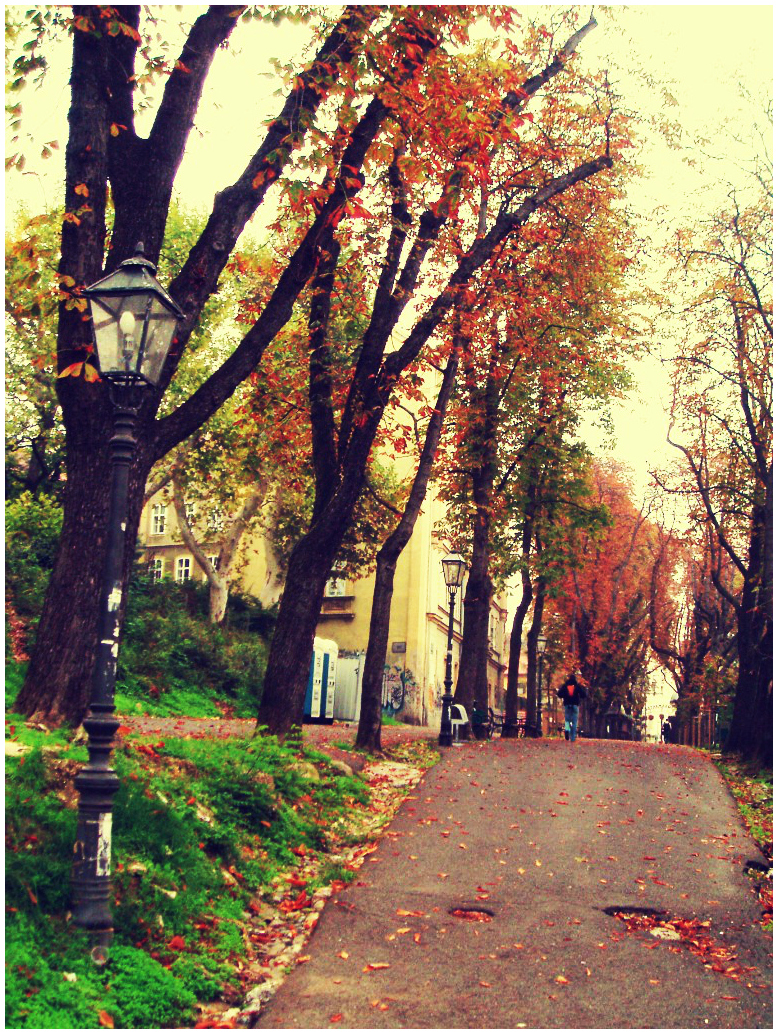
[{"xmin": 602, "ymin": 905, "xmax": 667, "ymax": 918}]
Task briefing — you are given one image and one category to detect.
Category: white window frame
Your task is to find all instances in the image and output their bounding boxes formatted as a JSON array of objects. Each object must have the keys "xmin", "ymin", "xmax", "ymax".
[
  {"xmin": 150, "ymin": 503, "xmax": 167, "ymax": 536},
  {"xmin": 175, "ymin": 556, "xmax": 191, "ymax": 583},
  {"xmin": 150, "ymin": 557, "xmax": 164, "ymax": 582}
]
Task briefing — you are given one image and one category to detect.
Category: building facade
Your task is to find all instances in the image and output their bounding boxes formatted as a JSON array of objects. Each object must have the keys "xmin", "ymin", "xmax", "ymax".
[{"xmin": 138, "ymin": 488, "xmax": 508, "ymax": 727}]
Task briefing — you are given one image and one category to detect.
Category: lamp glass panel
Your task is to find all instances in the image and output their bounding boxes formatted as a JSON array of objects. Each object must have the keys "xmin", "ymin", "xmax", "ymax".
[
  {"xmin": 139, "ymin": 298, "xmax": 178, "ymax": 385},
  {"xmin": 441, "ymin": 553, "xmax": 467, "ymax": 588},
  {"xmin": 89, "ymin": 296, "xmax": 126, "ymax": 375}
]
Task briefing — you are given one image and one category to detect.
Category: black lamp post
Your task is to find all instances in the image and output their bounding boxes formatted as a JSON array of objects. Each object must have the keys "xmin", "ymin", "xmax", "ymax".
[
  {"xmin": 72, "ymin": 244, "xmax": 182, "ymax": 960},
  {"xmin": 535, "ymin": 634, "xmax": 548, "ymax": 736},
  {"xmin": 438, "ymin": 552, "xmax": 468, "ymax": 747}
]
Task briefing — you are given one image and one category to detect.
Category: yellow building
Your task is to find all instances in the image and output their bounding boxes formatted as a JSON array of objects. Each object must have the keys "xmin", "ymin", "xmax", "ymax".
[{"xmin": 138, "ymin": 488, "xmax": 508, "ymax": 726}]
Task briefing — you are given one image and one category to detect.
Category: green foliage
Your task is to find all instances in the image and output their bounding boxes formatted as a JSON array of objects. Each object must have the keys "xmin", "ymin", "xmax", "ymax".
[
  {"xmin": 116, "ymin": 570, "xmax": 270, "ymax": 717},
  {"xmin": 5, "ymin": 492, "xmax": 62, "ymax": 618},
  {"xmin": 104, "ymin": 945, "xmax": 198, "ymax": 1029},
  {"xmin": 5, "ymin": 663, "xmax": 26, "ymax": 710}
]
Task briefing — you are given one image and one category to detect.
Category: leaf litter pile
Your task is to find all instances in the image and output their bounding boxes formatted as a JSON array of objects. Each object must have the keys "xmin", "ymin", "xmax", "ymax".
[{"xmin": 611, "ymin": 910, "xmax": 766, "ymax": 994}]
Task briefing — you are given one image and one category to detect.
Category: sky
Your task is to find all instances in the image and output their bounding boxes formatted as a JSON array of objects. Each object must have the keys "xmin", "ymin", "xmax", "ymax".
[{"xmin": 4, "ymin": 3, "xmax": 773, "ymax": 496}]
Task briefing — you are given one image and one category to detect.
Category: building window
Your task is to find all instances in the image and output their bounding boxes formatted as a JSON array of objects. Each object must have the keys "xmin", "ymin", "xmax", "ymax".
[
  {"xmin": 150, "ymin": 557, "xmax": 164, "ymax": 582},
  {"xmin": 175, "ymin": 556, "xmax": 191, "ymax": 583},
  {"xmin": 206, "ymin": 555, "xmax": 219, "ymax": 571},
  {"xmin": 151, "ymin": 503, "xmax": 167, "ymax": 536},
  {"xmin": 324, "ymin": 575, "xmax": 346, "ymax": 597},
  {"xmin": 184, "ymin": 501, "xmax": 197, "ymax": 525},
  {"xmin": 207, "ymin": 509, "xmax": 225, "ymax": 534}
]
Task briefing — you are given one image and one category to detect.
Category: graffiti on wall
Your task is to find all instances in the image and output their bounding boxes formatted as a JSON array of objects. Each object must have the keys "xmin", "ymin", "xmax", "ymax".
[{"xmin": 381, "ymin": 664, "xmax": 418, "ymax": 717}]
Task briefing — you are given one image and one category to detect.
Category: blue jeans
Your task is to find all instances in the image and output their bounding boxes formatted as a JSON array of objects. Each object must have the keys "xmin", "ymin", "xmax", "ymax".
[{"xmin": 564, "ymin": 704, "xmax": 580, "ymax": 741}]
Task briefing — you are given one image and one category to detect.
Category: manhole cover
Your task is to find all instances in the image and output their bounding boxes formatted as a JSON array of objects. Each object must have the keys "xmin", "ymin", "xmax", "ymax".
[
  {"xmin": 602, "ymin": 906, "xmax": 667, "ymax": 918},
  {"xmin": 450, "ymin": 907, "xmax": 493, "ymax": 922}
]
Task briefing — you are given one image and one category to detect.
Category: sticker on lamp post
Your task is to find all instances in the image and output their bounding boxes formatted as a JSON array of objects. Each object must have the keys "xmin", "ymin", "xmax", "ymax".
[{"xmin": 96, "ymin": 813, "xmax": 113, "ymax": 877}]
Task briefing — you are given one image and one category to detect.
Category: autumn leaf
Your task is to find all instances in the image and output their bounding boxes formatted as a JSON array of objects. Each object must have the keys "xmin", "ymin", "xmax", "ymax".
[
  {"xmin": 363, "ymin": 962, "xmax": 391, "ymax": 971},
  {"xmin": 98, "ymin": 1011, "xmax": 114, "ymax": 1029}
]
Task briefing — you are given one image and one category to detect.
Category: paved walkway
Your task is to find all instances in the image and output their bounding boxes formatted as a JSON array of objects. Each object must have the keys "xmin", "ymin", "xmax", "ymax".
[{"xmin": 252, "ymin": 737, "xmax": 772, "ymax": 1029}]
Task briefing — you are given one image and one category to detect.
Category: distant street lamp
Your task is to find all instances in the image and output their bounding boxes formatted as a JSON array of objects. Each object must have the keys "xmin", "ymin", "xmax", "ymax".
[
  {"xmin": 72, "ymin": 244, "xmax": 182, "ymax": 960},
  {"xmin": 438, "ymin": 552, "xmax": 468, "ymax": 747},
  {"xmin": 535, "ymin": 634, "xmax": 548, "ymax": 735}
]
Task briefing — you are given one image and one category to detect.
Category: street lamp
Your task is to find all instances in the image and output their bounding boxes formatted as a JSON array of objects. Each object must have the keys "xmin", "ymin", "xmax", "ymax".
[
  {"xmin": 72, "ymin": 244, "xmax": 182, "ymax": 960},
  {"xmin": 535, "ymin": 634, "xmax": 548, "ymax": 736},
  {"xmin": 438, "ymin": 552, "xmax": 468, "ymax": 747}
]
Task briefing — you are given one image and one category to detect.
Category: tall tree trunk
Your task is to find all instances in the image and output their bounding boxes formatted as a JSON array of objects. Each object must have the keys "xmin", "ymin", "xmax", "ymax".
[
  {"xmin": 356, "ymin": 349, "xmax": 460, "ymax": 752},
  {"xmin": 15, "ymin": 411, "xmax": 156, "ymax": 723},
  {"xmin": 453, "ymin": 332, "xmax": 499, "ymax": 733},
  {"xmin": 525, "ymin": 578, "xmax": 547, "ymax": 736},
  {"xmin": 254, "ymin": 520, "xmax": 341, "ymax": 735},
  {"xmin": 357, "ymin": 556, "xmax": 398, "ymax": 752},
  {"xmin": 503, "ymin": 568, "xmax": 533, "ymax": 737},
  {"xmin": 453, "ymin": 507, "xmax": 492, "ymax": 724},
  {"xmin": 727, "ymin": 474, "xmax": 773, "ymax": 763}
]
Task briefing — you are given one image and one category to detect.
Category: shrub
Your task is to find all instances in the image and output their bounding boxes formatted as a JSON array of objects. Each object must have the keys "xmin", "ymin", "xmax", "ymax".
[
  {"xmin": 5, "ymin": 747, "xmax": 78, "ymax": 916},
  {"xmin": 5, "ymin": 492, "xmax": 63, "ymax": 619},
  {"xmin": 5, "ymin": 916, "xmax": 104, "ymax": 1029},
  {"xmin": 104, "ymin": 945, "xmax": 197, "ymax": 1028}
]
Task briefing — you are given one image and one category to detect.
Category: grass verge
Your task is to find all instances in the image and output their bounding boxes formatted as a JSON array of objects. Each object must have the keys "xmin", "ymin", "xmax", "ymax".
[{"xmin": 713, "ymin": 753, "xmax": 772, "ymax": 931}]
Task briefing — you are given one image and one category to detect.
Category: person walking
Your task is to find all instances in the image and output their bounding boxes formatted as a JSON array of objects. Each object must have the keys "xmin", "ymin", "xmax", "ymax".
[{"xmin": 556, "ymin": 673, "xmax": 587, "ymax": 742}]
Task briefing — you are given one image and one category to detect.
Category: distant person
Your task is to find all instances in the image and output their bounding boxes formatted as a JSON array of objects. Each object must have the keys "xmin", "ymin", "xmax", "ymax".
[
  {"xmin": 556, "ymin": 673, "xmax": 587, "ymax": 742},
  {"xmin": 661, "ymin": 720, "xmax": 671, "ymax": 744}
]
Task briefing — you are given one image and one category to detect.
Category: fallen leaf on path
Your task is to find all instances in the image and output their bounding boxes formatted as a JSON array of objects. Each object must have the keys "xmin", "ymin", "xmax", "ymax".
[{"xmin": 364, "ymin": 962, "xmax": 391, "ymax": 971}]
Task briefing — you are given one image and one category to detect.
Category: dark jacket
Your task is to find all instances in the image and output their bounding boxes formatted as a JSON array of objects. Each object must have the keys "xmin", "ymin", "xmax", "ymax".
[{"xmin": 556, "ymin": 677, "xmax": 587, "ymax": 706}]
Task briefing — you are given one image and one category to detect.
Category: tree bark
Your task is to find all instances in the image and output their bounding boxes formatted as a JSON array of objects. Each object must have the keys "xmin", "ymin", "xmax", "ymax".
[
  {"xmin": 525, "ymin": 578, "xmax": 547, "ymax": 736},
  {"xmin": 503, "ymin": 568, "xmax": 533, "ymax": 737},
  {"xmin": 453, "ymin": 330, "xmax": 500, "ymax": 733},
  {"xmin": 15, "ymin": 414, "xmax": 156, "ymax": 722},
  {"xmin": 726, "ymin": 468, "xmax": 773, "ymax": 763}
]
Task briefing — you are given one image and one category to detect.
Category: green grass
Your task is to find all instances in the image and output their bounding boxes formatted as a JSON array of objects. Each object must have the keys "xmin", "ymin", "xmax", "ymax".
[
  {"xmin": 4, "ymin": 705, "xmax": 376, "ymax": 1029},
  {"xmin": 714, "ymin": 755, "xmax": 773, "ymax": 858}
]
